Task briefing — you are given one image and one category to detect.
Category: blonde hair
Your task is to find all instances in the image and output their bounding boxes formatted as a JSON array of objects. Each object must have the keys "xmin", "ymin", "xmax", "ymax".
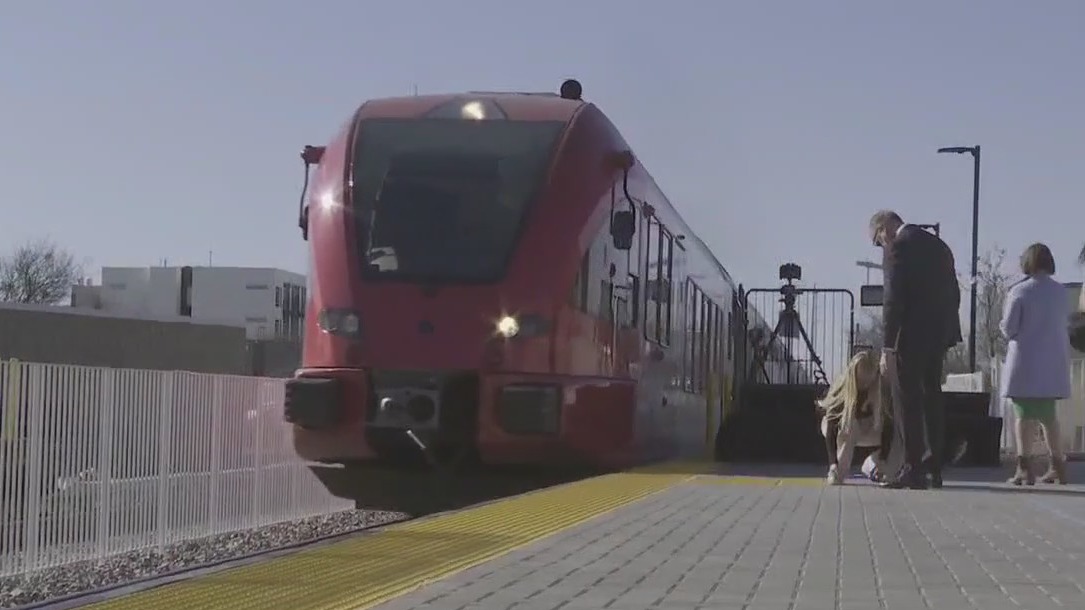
[{"xmin": 817, "ymin": 350, "xmax": 883, "ymax": 435}]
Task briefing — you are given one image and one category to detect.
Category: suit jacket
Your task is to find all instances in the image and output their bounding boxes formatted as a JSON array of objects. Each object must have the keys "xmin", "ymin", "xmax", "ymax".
[
  {"xmin": 999, "ymin": 274, "xmax": 1072, "ymax": 399},
  {"xmin": 881, "ymin": 224, "xmax": 961, "ymax": 352}
]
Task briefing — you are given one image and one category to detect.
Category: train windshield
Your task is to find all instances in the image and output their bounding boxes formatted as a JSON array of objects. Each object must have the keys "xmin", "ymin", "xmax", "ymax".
[{"xmin": 351, "ymin": 118, "xmax": 565, "ymax": 282}]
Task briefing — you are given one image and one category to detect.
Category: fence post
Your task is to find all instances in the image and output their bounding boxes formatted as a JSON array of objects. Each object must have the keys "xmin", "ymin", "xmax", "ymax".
[
  {"xmin": 20, "ymin": 365, "xmax": 44, "ymax": 576},
  {"xmin": 207, "ymin": 376, "xmax": 223, "ymax": 537},
  {"xmin": 1, "ymin": 359, "xmax": 19, "ymax": 444},
  {"xmin": 95, "ymin": 368, "xmax": 115, "ymax": 561},
  {"xmin": 251, "ymin": 382, "xmax": 265, "ymax": 526},
  {"xmin": 1, "ymin": 359, "xmax": 21, "ymax": 568},
  {"xmin": 155, "ymin": 371, "xmax": 173, "ymax": 550}
]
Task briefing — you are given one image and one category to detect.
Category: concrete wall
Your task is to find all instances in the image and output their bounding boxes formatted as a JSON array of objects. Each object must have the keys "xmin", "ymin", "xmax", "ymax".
[
  {"xmin": 0, "ymin": 303, "xmax": 249, "ymax": 375},
  {"xmin": 248, "ymin": 338, "xmax": 302, "ymax": 378}
]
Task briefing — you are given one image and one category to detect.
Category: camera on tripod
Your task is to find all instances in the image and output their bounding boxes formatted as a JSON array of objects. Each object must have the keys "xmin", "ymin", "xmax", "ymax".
[
  {"xmin": 779, "ymin": 263, "xmax": 802, "ymax": 283},
  {"xmin": 778, "ymin": 263, "xmax": 802, "ymax": 309}
]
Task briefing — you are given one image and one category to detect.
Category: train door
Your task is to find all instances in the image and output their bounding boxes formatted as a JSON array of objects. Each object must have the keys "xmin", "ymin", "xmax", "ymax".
[
  {"xmin": 699, "ymin": 292, "xmax": 712, "ymax": 453},
  {"xmin": 607, "ymin": 187, "xmax": 634, "ymax": 377},
  {"xmin": 716, "ymin": 306, "xmax": 726, "ymax": 422},
  {"xmin": 632, "ymin": 213, "xmax": 662, "ymax": 457}
]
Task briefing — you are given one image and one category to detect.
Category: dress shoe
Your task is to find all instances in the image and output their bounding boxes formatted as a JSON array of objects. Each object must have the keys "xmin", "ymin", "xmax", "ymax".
[{"xmin": 880, "ymin": 467, "xmax": 929, "ymax": 490}]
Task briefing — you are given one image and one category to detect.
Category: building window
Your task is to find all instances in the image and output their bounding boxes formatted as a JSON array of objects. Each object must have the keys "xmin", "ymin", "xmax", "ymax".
[
  {"xmin": 275, "ymin": 286, "xmax": 282, "ymax": 307},
  {"xmin": 275, "ymin": 319, "xmax": 282, "ymax": 336}
]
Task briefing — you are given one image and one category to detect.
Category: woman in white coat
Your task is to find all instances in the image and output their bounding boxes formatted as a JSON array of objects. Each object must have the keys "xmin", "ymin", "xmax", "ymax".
[{"xmin": 1000, "ymin": 243, "xmax": 1072, "ymax": 485}]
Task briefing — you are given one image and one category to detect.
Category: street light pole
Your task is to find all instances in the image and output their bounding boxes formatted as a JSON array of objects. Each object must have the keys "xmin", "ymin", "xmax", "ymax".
[
  {"xmin": 855, "ymin": 260, "xmax": 883, "ymax": 284},
  {"xmin": 937, "ymin": 145, "xmax": 981, "ymax": 373}
]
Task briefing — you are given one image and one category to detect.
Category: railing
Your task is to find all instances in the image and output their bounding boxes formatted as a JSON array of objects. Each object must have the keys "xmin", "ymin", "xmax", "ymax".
[
  {"xmin": 988, "ymin": 359, "xmax": 1085, "ymax": 455},
  {"xmin": 0, "ymin": 360, "xmax": 352, "ymax": 578}
]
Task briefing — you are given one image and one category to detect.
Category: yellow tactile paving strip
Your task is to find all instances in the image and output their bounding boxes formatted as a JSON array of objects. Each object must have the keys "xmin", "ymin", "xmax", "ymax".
[{"xmin": 82, "ymin": 469, "xmax": 695, "ymax": 610}]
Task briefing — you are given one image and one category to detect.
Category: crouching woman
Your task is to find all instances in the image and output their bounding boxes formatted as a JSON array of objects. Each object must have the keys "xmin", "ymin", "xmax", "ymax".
[{"xmin": 817, "ymin": 350, "xmax": 901, "ymax": 484}]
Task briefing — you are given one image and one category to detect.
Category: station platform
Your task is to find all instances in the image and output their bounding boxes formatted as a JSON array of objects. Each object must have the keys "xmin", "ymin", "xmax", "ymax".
[{"xmin": 72, "ymin": 462, "xmax": 1085, "ymax": 610}]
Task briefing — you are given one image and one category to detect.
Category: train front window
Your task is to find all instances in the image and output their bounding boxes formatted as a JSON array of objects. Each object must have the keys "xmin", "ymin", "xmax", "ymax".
[{"xmin": 351, "ymin": 117, "xmax": 565, "ymax": 282}]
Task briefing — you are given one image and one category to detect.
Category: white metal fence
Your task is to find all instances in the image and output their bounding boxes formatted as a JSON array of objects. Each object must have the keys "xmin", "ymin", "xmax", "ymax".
[
  {"xmin": 0, "ymin": 359, "xmax": 352, "ymax": 578},
  {"xmin": 985, "ymin": 359, "xmax": 1085, "ymax": 455}
]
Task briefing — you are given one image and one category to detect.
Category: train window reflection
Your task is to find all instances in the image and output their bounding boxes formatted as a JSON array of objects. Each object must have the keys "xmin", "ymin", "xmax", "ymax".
[{"xmin": 352, "ymin": 118, "xmax": 565, "ymax": 282}]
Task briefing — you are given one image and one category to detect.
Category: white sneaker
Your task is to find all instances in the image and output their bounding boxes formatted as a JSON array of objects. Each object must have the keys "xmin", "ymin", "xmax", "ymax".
[{"xmin": 826, "ymin": 464, "xmax": 842, "ymax": 485}]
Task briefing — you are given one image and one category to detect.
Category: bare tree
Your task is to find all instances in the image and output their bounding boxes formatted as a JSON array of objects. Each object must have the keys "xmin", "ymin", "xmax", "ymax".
[
  {"xmin": 973, "ymin": 246, "xmax": 1014, "ymax": 367},
  {"xmin": 0, "ymin": 239, "xmax": 82, "ymax": 305},
  {"xmin": 1079, "ymin": 242, "xmax": 1085, "ymax": 265}
]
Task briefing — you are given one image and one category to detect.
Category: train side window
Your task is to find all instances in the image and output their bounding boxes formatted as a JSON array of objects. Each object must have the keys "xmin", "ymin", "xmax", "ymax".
[
  {"xmin": 703, "ymin": 293, "xmax": 711, "ymax": 390},
  {"xmin": 643, "ymin": 222, "xmax": 673, "ymax": 346},
  {"xmin": 570, "ymin": 249, "xmax": 590, "ymax": 312},
  {"xmin": 660, "ymin": 230, "xmax": 674, "ymax": 345},
  {"xmin": 711, "ymin": 302, "xmax": 720, "ymax": 383},
  {"xmin": 681, "ymin": 279, "xmax": 692, "ymax": 391},
  {"xmin": 726, "ymin": 311, "xmax": 733, "ymax": 360},
  {"xmin": 599, "ymin": 279, "xmax": 614, "ymax": 321},
  {"xmin": 654, "ymin": 227, "xmax": 664, "ymax": 343},
  {"xmin": 643, "ymin": 219, "xmax": 658, "ymax": 342},
  {"xmin": 687, "ymin": 281, "xmax": 701, "ymax": 392},
  {"xmin": 704, "ymin": 298, "xmax": 713, "ymax": 393},
  {"xmin": 579, "ymin": 249, "xmax": 590, "ymax": 311},
  {"xmin": 716, "ymin": 308, "xmax": 724, "ymax": 366}
]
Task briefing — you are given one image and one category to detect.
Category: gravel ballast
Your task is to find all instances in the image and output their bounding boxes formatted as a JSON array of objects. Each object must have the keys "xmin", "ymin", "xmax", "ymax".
[{"xmin": 0, "ymin": 509, "xmax": 406, "ymax": 609}]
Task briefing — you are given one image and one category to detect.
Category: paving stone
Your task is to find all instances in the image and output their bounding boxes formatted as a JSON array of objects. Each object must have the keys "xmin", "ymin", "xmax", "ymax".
[{"xmin": 371, "ymin": 466, "xmax": 1085, "ymax": 610}]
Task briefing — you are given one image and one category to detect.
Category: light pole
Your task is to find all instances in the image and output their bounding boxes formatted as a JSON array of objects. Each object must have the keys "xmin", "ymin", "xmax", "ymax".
[
  {"xmin": 937, "ymin": 145, "xmax": 981, "ymax": 373},
  {"xmin": 855, "ymin": 260, "xmax": 882, "ymax": 284}
]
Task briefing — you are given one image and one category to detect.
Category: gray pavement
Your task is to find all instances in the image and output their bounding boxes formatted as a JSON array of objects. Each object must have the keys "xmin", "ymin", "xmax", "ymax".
[{"xmin": 372, "ymin": 464, "xmax": 1085, "ymax": 610}]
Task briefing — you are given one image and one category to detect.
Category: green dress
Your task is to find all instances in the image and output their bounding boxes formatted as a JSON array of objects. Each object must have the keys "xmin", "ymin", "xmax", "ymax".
[{"xmin": 1010, "ymin": 398, "xmax": 1057, "ymax": 422}]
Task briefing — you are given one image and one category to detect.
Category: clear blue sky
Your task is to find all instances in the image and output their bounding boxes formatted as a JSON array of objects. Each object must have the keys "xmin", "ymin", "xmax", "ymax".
[{"xmin": 3, "ymin": 1, "xmax": 1084, "ymax": 298}]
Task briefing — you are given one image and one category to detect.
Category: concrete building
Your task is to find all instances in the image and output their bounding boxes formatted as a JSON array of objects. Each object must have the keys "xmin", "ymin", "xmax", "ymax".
[{"xmin": 72, "ymin": 266, "xmax": 307, "ymax": 341}]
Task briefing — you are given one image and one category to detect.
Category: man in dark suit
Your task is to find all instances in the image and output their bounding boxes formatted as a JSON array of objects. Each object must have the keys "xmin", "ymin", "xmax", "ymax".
[{"xmin": 870, "ymin": 210, "xmax": 961, "ymax": 489}]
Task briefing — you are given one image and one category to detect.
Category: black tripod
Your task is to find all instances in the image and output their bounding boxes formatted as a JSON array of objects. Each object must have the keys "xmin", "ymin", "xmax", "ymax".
[{"xmin": 759, "ymin": 279, "xmax": 829, "ymax": 386}]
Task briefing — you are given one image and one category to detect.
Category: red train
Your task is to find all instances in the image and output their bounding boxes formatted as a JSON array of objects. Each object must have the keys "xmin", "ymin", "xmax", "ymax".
[{"xmin": 285, "ymin": 80, "xmax": 780, "ymax": 501}]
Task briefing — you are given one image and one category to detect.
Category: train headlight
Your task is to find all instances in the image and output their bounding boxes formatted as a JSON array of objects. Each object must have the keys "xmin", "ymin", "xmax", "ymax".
[
  {"xmin": 494, "ymin": 313, "xmax": 550, "ymax": 339},
  {"xmin": 495, "ymin": 315, "xmax": 519, "ymax": 338},
  {"xmin": 318, "ymin": 308, "xmax": 361, "ymax": 339}
]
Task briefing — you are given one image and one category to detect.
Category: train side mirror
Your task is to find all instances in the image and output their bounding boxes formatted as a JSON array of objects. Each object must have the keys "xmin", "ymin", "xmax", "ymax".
[
  {"xmin": 298, "ymin": 145, "xmax": 325, "ymax": 242},
  {"xmin": 611, "ymin": 210, "xmax": 635, "ymax": 250}
]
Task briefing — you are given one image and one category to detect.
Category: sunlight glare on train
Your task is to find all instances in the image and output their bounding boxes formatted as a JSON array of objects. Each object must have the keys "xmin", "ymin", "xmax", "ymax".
[
  {"xmin": 319, "ymin": 191, "xmax": 339, "ymax": 212},
  {"xmin": 461, "ymin": 101, "xmax": 486, "ymax": 120}
]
